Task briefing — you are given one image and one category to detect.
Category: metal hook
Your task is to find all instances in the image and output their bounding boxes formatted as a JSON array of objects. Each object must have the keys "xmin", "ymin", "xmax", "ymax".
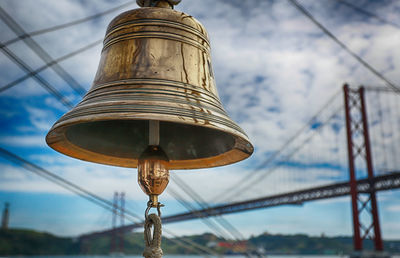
[{"xmin": 145, "ymin": 200, "xmax": 164, "ymax": 220}]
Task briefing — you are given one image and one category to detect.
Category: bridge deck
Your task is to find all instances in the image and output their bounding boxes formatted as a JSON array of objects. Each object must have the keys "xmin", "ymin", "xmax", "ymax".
[{"xmin": 80, "ymin": 172, "xmax": 400, "ymax": 239}]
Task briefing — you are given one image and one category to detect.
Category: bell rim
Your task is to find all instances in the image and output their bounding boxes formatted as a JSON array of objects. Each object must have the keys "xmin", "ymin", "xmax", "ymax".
[{"xmin": 46, "ymin": 116, "xmax": 253, "ymax": 169}]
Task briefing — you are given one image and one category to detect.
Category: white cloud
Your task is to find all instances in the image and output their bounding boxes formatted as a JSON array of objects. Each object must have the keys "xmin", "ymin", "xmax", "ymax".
[
  {"xmin": 386, "ymin": 204, "xmax": 400, "ymax": 212},
  {"xmin": 25, "ymin": 106, "xmax": 55, "ymax": 132},
  {"xmin": 0, "ymin": 135, "xmax": 46, "ymax": 147}
]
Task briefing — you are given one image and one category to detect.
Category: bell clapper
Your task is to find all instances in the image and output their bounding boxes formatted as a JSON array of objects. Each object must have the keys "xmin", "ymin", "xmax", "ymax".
[
  {"xmin": 139, "ymin": 120, "xmax": 169, "ymax": 257},
  {"xmin": 138, "ymin": 120, "xmax": 170, "ymax": 208}
]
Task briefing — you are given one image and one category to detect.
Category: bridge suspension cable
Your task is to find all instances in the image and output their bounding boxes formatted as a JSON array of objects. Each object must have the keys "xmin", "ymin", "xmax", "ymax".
[
  {"xmin": 0, "ymin": 1, "xmax": 135, "ymax": 49},
  {"xmin": 288, "ymin": 0, "xmax": 400, "ymax": 94}
]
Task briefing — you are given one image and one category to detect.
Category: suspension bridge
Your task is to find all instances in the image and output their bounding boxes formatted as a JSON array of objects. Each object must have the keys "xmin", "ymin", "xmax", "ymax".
[
  {"xmin": 79, "ymin": 85, "xmax": 400, "ymax": 255},
  {"xmin": 1, "ymin": 0, "xmax": 400, "ymax": 257}
]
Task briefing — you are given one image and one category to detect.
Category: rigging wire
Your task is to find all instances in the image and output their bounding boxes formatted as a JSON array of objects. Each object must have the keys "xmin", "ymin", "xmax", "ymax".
[
  {"xmin": 214, "ymin": 88, "xmax": 342, "ymax": 203},
  {"xmin": 221, "ymin": 105, "xmax": 344, "ymax": 203},
  {"xmin": 171, "ymin": 174, "xmax": 260, "ymax": 257},
  {"xmin": 167, "ymin": 186, "xmax": 254, "ymax": 257},
  {"xmin": 172, "ymin": 174, "xmax": 246, "ymax": 240},
  {"xmin": 0, "ymin": 146, "xmax": 140, "ymax": 220},
  {"xmin": 0, "ymin": 146, "xmax": 215, "ymax": 256},
  {"xmin": 0, "ymin": 43, "xmax": 73, "ymax": 108},
  {"xmin": 1, "ymin": 1, "xmax": 135, "ymax": 48},
  {"xmin": 0, "ymin": 6, "xmax": 86, "ymax": 96},
  {"xmin": 0, "ymin": 39, "xmax": 102, "ymax": 93},
  {"xmin": 336, "ymin": 0, "xmax": 400, "ymax": 29},
  {"xmin": 364, "ymin": 86, "xmax": 399, "ymax": 93},
  {"xmin": 288, "ymin": 0, "xmax": 400, "ymax": 94},
  {"xmin": 167, "ymin": 186, "xmax": 231, "ymax": 240}
]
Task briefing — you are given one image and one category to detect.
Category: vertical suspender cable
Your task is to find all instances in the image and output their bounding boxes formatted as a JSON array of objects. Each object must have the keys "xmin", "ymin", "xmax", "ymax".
[{"xmin": 376, "ymin": 91, "xmax": 389, "ymax": 172}]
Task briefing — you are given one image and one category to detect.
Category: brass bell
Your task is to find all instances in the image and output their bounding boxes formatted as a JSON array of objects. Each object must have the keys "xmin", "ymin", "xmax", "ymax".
[{"xmin": 46, "ymin": 0, "xmax": 253, "ymax": 204}]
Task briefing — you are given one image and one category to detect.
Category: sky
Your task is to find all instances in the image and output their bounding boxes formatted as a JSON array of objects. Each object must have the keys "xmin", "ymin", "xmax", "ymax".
[{"xmin": 0, "ymin": 0, "xmax": 400, "ymax": 241}]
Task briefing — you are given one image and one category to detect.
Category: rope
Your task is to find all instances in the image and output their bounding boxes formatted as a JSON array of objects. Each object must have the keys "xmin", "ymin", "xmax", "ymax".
[{"xmin": 143, "ymin": 213, "xmax": 163, "ymax": 258}]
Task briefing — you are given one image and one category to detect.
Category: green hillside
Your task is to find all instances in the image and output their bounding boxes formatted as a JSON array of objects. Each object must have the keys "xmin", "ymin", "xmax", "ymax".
[
  {"xmin": 1, "ymin": 228, "xmax": 400, "ymax": 255},
  {"xmin": 0, "ymin": 228, "xmax": 79, "ymax": 255}
]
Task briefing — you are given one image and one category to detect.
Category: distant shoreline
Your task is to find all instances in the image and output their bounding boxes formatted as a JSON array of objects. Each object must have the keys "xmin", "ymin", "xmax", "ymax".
[{"xmin": 1, "ymin": 228, "xmax": 400, "ymax": 256}]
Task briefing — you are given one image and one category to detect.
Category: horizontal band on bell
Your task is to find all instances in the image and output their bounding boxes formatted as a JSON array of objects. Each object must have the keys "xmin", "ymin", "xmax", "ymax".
[
  {"xmin": 80, "ymin": 88, "xmax": 228, "ymax": 117},
  {"xmin": 57, "ymin": 103, "xmax": 246, "ymax": 137},
  {"xmin": 87, "ymin": 78, "xmax": 223, "ymax": 106},
  {"xmin": 103, "ymin": 30, "xmax": 210, "ymax": 53},
  {"xmin": 105, "ymin": 18, "xmax": 210, "ymax": 46}
]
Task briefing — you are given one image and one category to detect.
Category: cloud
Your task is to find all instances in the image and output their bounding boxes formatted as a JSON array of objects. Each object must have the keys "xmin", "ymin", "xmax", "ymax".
[
  {"xmin": 386, "ymin": 204, "xmax": 400, "ymax": 212},
  {"xmin": 25, "ymin": 106, "xmax": 55, "ymax": 132},
  {"xmin": 0, "ymin": 156, "xmax": 143, "ymax": 198},
  {"xmin": 0, "ymin": 135, "xmax": 47, "ymax": 147}
]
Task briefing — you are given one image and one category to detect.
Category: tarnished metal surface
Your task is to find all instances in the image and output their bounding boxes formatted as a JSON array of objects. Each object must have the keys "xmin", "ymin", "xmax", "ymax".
[
  {"xmin": 138, "ymin": 145, "xmax": 170, "ymax": 206},
  {"xmin": 46, "ymin": 7, "xmax": 253, "ymax": 169}
]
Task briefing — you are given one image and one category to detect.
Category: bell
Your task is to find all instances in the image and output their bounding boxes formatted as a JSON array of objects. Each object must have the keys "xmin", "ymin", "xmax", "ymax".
[{"xmin": 46, "ymin": 1, "xmax": 253, "ymax": 172}]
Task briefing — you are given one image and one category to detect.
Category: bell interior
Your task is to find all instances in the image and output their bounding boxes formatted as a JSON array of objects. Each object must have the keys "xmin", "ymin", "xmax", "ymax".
[{"xmin": 65, "ymin": 120, "xmax": 235, "ymax": 161}]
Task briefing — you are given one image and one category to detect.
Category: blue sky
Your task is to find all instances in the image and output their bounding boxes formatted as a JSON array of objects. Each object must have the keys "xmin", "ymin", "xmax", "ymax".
[{"xmin": 0, "ymin": 0, "xmax": 400, "ymax": 240}]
